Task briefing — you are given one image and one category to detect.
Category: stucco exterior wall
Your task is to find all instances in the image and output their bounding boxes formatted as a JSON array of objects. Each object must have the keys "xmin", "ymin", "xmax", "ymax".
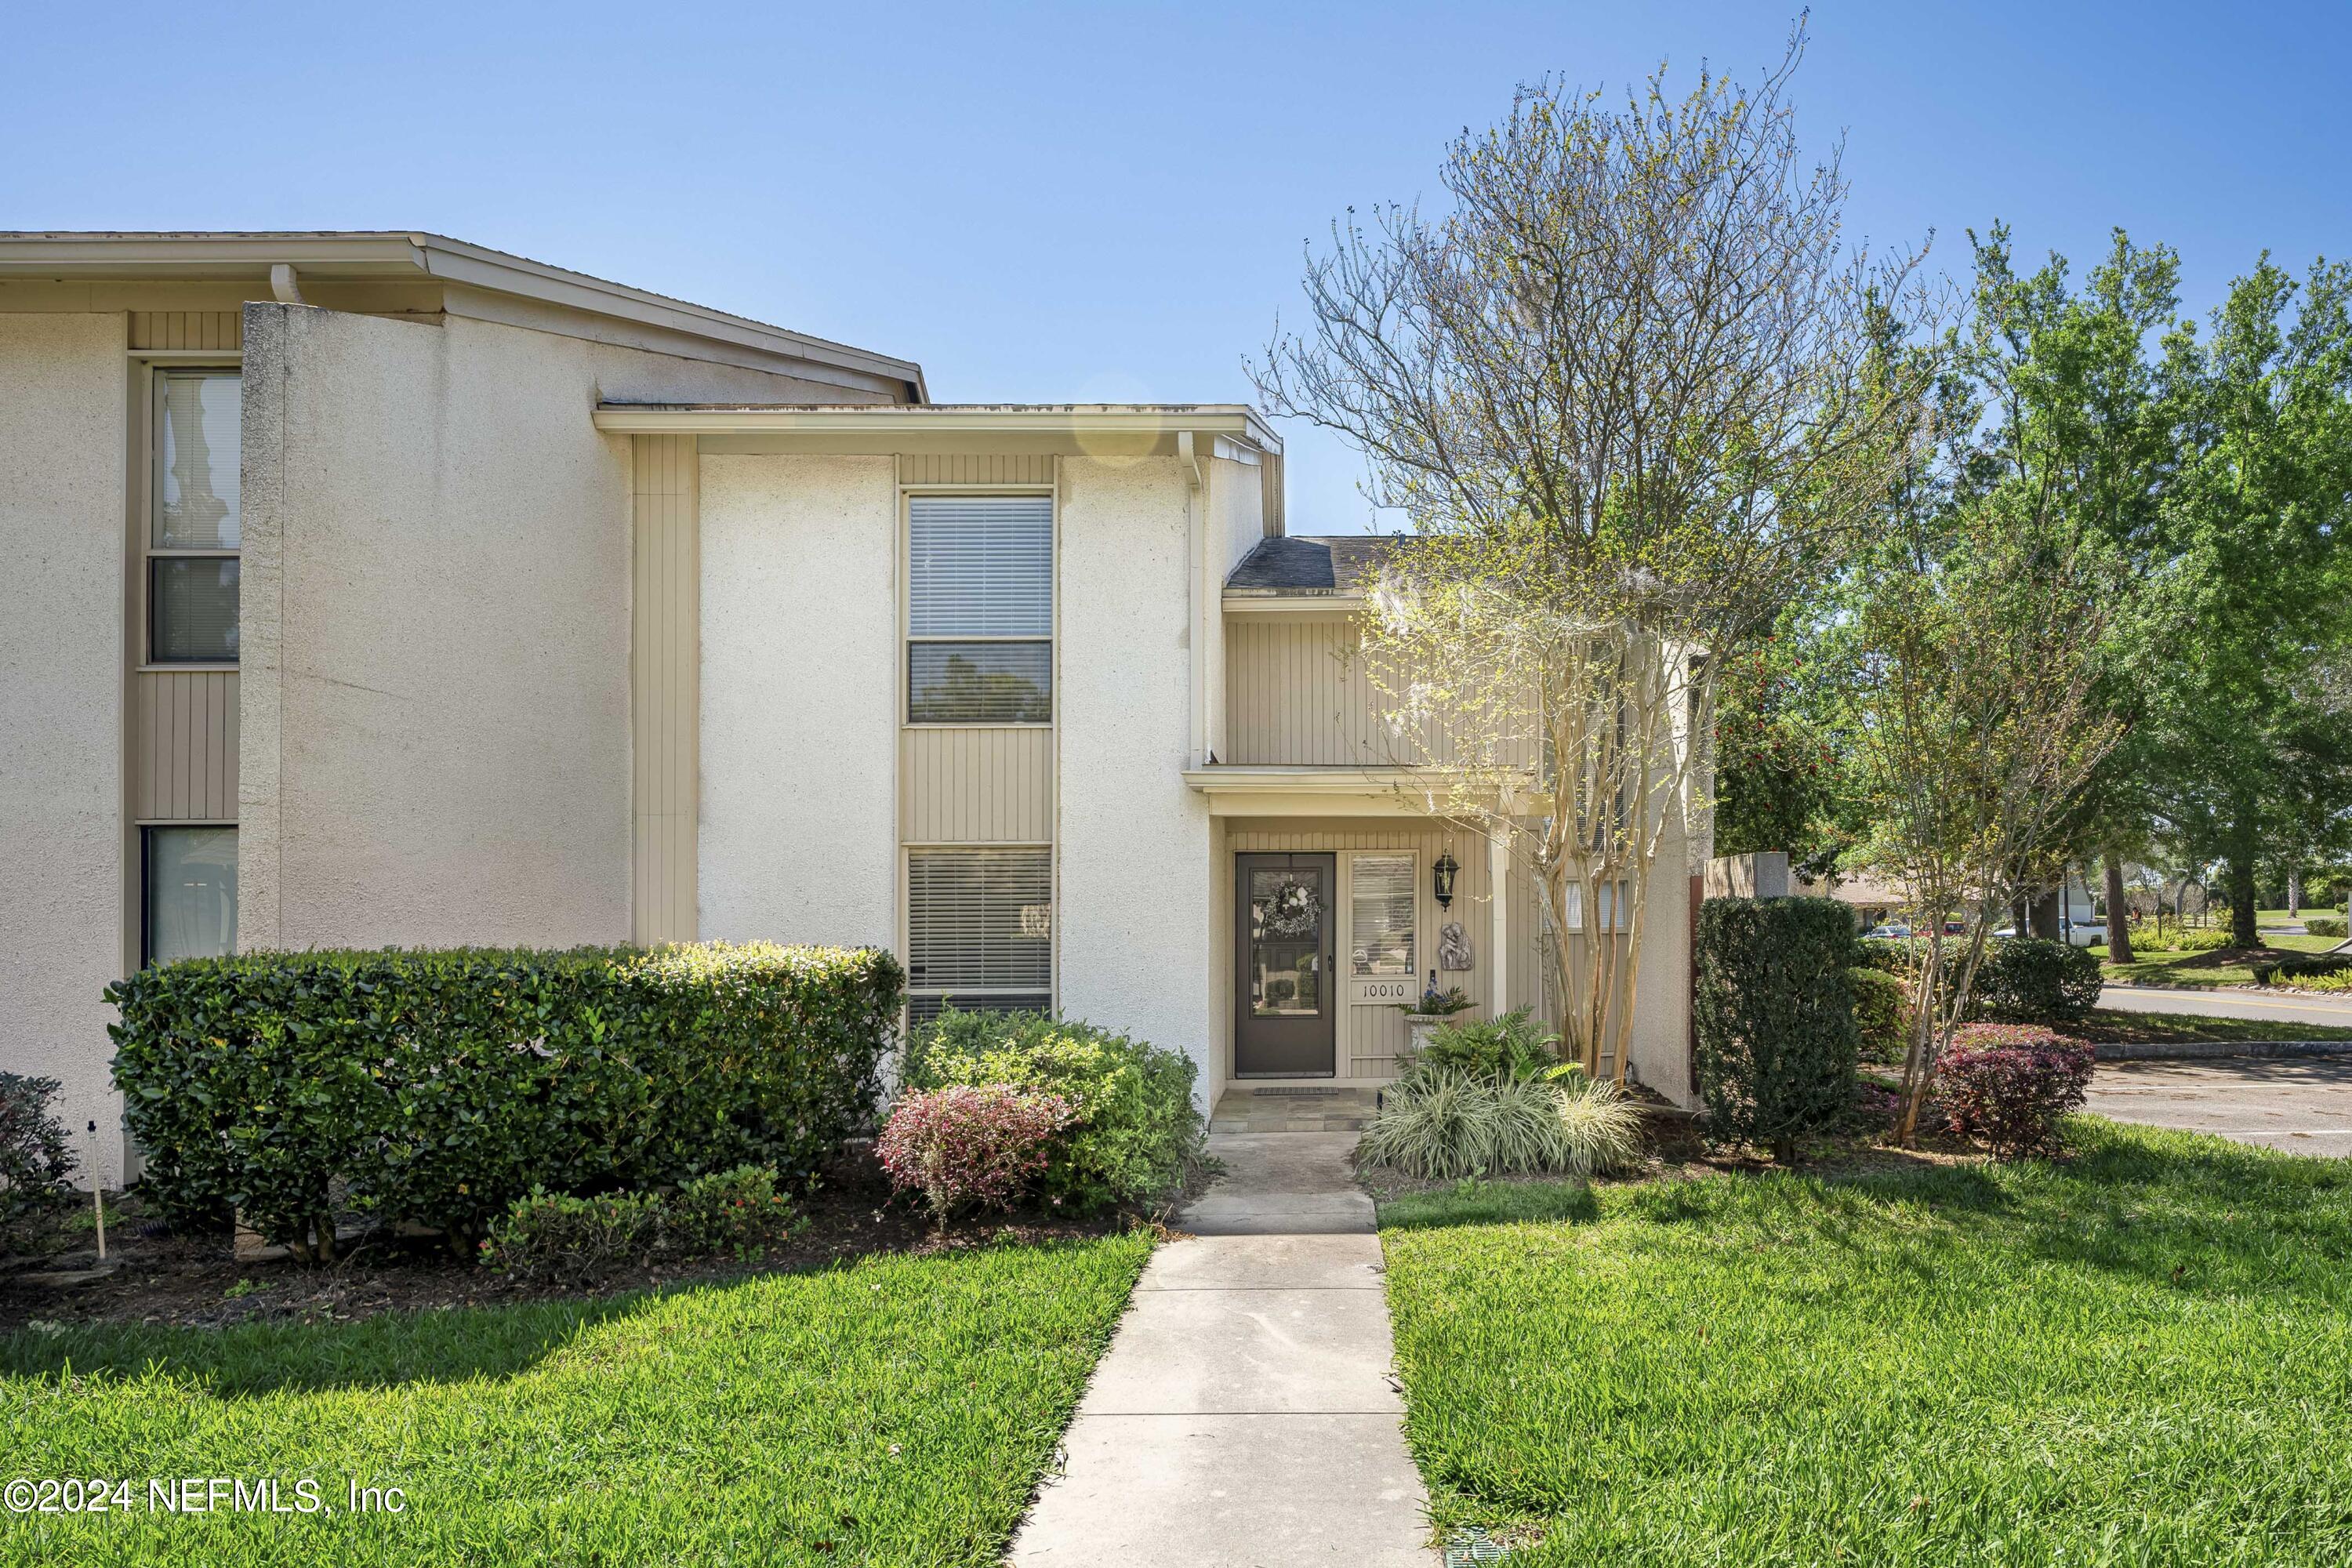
[
  {"xmin": 1057, "ymin": 456, "xmax": 1218, "ymax": 1107},
  {"xmin": 0, "ymin": 314, "xmax": 128, "ymax": 1185},
  {"xmin": 696, "ymin": 454, "xmax": 899, "ymax": 949},
  {"xmin": 240, "ymin": 303, "xmax": 880, "ymax": 953}
]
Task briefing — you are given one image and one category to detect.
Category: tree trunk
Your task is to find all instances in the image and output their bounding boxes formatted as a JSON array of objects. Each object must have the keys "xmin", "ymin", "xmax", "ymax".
[
  {"xmin": 2288, "ymin": 867, "xmax": 2302, "ymax": 917},
  {"xmin": 2226, "ymin": 820, "xmax": 2260, "ymax": 949},
  {"xmin": 2027, "ymin": 887, "xmax": 2061, "ymax": 940},
  {"xmin": 2103, "ymin": 852, "xmax": 2136, "ymax": 964}
]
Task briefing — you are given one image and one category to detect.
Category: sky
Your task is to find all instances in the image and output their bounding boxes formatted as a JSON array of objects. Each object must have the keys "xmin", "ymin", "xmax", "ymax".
[{"xmin": 8, "ymin": 1, "xmax": 2347, "ymax": 535}]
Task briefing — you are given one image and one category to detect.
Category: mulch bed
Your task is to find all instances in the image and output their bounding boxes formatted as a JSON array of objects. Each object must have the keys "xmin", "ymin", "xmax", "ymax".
[{"xmin": 0, "ymin": 1153, "xmax": 1135, "ymax": 1335}]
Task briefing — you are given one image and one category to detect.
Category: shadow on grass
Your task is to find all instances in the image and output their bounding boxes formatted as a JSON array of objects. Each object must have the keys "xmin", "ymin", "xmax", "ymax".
[
  {"xmin": 1379, "ymin": 1180, "xmax": 1599, "ymax": 1232},
  {"xmin": 0, "ymin": 1285, "xmax": 663, "ymax": 1397}
]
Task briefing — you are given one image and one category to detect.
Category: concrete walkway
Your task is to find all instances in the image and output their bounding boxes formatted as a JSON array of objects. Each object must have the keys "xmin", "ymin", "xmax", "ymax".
[{"xmin": 1009, "ymin": 1131, "xmax": 1432, "ymax": 1566}]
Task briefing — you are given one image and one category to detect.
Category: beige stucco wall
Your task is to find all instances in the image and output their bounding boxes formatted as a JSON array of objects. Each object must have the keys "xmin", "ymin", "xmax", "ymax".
[
  {"xmin": 1057, "ymin": 456, "xmax": 1220, "ymax": 1108},
  {"xmin": 696, "ymin": 453, "xmax": 899, "ymax": 949},
  {"xmin": 0, "ymin": 314, "xmax": 129, "ymax": 1185},
  {"xmin": 239, "ymin": 303, "xmax": 882, "ymax": 953}
]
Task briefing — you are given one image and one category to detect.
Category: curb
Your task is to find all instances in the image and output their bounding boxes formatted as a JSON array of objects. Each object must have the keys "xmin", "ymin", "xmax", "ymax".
[{"xmin": 2094, "ymin": 1039, "xmax": 2352, "ymax": 1062}]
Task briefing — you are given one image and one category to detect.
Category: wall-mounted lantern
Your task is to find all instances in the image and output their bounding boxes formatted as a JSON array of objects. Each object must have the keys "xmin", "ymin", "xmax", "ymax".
[{"xmin": 1433, "ymin": 851, "xmax": 1460, "ymax": 909}]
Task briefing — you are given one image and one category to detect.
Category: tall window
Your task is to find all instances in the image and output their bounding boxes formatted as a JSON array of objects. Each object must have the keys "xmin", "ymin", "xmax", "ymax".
[
  {"xmin": 906, "ymin": 848, "xmax": 1052, "ymax": 1023},
  {"xmin": 1350, "ymin": 853, "xmax": 1417, "ymax": 976},
  {"xmin": 906, "ymin": 494, "xmax": 1051, "ymax": 723},
  {"xmin": 144, "ymin": 826, "xmax": 236, "ymax": 963},
  {"xmin": 151, "ymin": 369, "xmax": 241, "ymax": 663}
]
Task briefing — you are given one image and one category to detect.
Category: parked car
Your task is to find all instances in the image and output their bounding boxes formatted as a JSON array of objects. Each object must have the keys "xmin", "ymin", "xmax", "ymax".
[{"xmin": 1864, "ymin": 924, "xmax": 1913, "ymax": 940}]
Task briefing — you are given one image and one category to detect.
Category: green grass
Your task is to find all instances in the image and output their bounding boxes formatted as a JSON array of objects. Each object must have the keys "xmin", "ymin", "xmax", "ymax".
[
  {"xmin": 2096, "ymin": 931, "xmax": 2339, "ymax": 988},
  {"xmin": 0, "ymin": 1232, "xmax": 1152, "ymax": 1566},
  {"xmin": 2078, "ymin": 1007, "xmax": 2352, "ymax": 1042},
  {"xmin": 1380, "ymin": 1121, "xmax": 2352, "ymax": 1566}
]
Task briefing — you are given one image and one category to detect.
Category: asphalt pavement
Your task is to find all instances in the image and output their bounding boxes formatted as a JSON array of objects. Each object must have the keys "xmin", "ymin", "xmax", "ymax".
[{"xmin": 2099, "ymin": 982, "xmax": 2352, "ymax": 1031}]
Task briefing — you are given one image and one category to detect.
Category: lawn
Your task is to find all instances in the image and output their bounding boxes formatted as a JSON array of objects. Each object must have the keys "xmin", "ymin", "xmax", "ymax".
[
  {"xmin": 0, "ymin": 1232, "xmax": 1152, "ymax": 1566},
  {"xmin": 2076, "ymin": 1007, "xmax": 2352, "ymax": 1043},
  {"xmin": 1380, "ymin": 1121, "xmax": 2352, "ymax": 1566},
  {"xmin": 2096, "ymin": 931, "xmax": 2338, "ymax": 989}
]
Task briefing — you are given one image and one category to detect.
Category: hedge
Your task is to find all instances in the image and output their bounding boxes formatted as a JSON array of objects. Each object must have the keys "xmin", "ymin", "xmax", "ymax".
[
  {"xmin": 1975, "ymin": 937, "xmax": 2103, "ymax": 1025},
  {"xmin": 1694, "ymin": 898, "xmax": 1861, "ymax": 1162},
  {"xmin": 107, "ymin": 943, "xmax": 902, "ymax": 1258}
]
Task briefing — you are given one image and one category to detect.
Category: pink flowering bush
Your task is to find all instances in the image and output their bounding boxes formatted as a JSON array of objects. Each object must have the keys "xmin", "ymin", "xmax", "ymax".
[
  {"xmin": 1939, "ymin": 1025, "xmax": 2094, "ymax": 1159},
  {"xmin": 876, "ymin": 1086, "xmax": 1073, "ymax": 1225}
]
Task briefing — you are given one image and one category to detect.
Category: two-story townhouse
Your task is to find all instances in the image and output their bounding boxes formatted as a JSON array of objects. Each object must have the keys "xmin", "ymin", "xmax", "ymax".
[{"xmin": 0, "ymin": 232, "xmax": 1697, "ymax": 1188}]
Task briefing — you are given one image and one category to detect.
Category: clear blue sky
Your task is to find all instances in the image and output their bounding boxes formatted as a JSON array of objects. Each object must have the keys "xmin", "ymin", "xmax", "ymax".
[{"xmin": 7, "ymin": 1, "xmax": 2346, "ymax": 534}]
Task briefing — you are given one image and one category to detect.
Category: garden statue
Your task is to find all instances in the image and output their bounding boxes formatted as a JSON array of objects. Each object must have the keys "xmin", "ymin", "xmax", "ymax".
[{"xmin": 1439, "ymin": 920, "xmax": 1473, "ymax": 970}]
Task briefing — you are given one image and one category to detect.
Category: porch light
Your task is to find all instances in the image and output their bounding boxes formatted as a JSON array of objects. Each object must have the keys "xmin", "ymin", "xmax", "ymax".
[{"xmin": 1433, "ymin": 851, "xmax": 1460, "ymax": 909}]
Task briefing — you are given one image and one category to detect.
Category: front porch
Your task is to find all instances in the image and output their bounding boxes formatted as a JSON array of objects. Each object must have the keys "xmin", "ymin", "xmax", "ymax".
[{"xmin": 1207, "ymin": 1084, "xmax": 1382, "ymax": 1134}]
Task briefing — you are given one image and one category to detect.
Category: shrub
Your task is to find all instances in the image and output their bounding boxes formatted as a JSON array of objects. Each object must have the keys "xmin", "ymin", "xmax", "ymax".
[
  {"xmin": 1938, "ymin": 1025, "xmax": 2094, "ymax": 1159},
  {"xmin": 1356, "ymin": 1072, "xmax": 1644, "ymax": 1180},
  {"xmin": 2302, "ymin": 915, "xmax": 2347, "ymax": 939},
  {"xmin": 0, "ymin": 1073, "xmax": 76, "ymax": 1245},
  {"xmin": 902, "ymin": 1009, "xmax": 1201, "ymax": 1213},
  {"xmin": 1845, "ymin": 967, "xmax": 1911, "ymax": 1064},
  {"xmin": 481, "ymin": 1188, "xmax": 663, "ymax": 1284},
  {"xmin": 875, "ymin": 1086, "xmax": 1071, "ymax": 1224},
  {"xmin": 2255, "ymin": 952, "xmax": 2352, "ymax": 986},
  {"xmin": 109, "ymin": 942, "xmax": 902, "ymax": 1259},
  {"xmin": 1405, "ymin": 1007, "xmax": 1562, "ymax": 1083},
  {"xmin": 2162, "ymin": 925, "xmax": 2234, "ymax": 953},
  {"xmin": 1975, "ymin": 937, "xmax": 2103, "ymax": 1025},
  {"xmin": 1694, "ymin": 898, "xmax": 1861, "ymax": 1162},
  {"xmin": 667, "ymin": 1164, "xmax": 799, "ymax": 1258}
]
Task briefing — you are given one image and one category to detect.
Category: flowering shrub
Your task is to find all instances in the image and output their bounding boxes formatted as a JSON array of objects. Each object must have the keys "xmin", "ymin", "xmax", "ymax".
[
  {"xmin": 1939, "ymin": 1025, "xmax": 2094, "ymax": 1159},
  {"xmin": 667, "ymin": 1164, "xmax": 798, "ymax": 1258},
  {"xmin": 876, "ymin": 1086, "xmax": 1071, "ymax": 1224},
  {"xmin": 902, "ymin": 1009, "xmax": 1202, "ymax": 1212}
]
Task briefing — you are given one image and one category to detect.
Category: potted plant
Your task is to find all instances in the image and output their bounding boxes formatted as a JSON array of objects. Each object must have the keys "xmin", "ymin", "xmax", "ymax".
[{"xmin": 1394, "ymin": 970, "xmax": 1474, "ymax": 1055}]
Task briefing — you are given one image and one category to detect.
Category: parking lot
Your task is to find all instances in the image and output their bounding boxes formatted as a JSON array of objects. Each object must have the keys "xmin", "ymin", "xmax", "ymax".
[{"xmin": 2085, "ymin": 1057, "xmax": 2352, "ymax": 1158}]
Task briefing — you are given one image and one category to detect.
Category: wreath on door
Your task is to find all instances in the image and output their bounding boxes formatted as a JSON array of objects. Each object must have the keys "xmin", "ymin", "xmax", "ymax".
[{"xmin": 1258, "ymin": 877, "xmax": 1322, "ymax": 938}]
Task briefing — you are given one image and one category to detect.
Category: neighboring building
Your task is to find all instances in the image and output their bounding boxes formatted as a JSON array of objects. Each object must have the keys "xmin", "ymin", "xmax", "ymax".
[{"xmin": 0, "ymin": 232, "xmax": 1698, "ymax": 1189}]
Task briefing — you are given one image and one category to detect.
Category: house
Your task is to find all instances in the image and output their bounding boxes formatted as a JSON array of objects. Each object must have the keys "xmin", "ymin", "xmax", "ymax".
[{"xmin": 0, "ymin": 231, "xmax": 1698, "ymax": 1189}]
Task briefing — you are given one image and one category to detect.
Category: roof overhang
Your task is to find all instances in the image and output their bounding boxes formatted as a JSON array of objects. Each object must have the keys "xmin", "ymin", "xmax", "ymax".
[
  {"xmin": 0, "ymin": 230, "xmax": 927, "ymax": 401},
  {"xmin": 1181, "ymin": 764, "xmax": 1503, "ymax": 818},
  {"xmin": 591, "ymin": 401, "xmax": 1280, "ymax": 458}
]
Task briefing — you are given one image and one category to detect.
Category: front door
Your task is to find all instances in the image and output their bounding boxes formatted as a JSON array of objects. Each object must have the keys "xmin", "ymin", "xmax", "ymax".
[{"xmin": 1234, "ymin": 852, "xmax": 1337, "ymax": 1077}]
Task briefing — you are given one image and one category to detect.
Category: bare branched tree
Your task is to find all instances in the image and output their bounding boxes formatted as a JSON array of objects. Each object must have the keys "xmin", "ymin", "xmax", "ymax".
[{"xmin": 1251, "ymin": 22, "xmax": 1933, "ymax": 1080}]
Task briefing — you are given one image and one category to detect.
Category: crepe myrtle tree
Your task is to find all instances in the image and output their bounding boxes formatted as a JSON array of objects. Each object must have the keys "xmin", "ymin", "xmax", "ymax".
[{"xmin": 1250, "ymin": 24, "xmax": 1932, "ymax": 1079}]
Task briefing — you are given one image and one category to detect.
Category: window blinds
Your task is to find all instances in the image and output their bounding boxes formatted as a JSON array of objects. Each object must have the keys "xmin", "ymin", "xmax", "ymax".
[
  {"xmin": 1350, "ymin": 853, "xmax": 1417, "ymax": 975},
  {"xmin": 907, "ymin": 848, "xmax": 1053, "ymax": 992},
  {"xmin": 907, "ymin": 495, "xmax": 1052, "ymax": 637}
]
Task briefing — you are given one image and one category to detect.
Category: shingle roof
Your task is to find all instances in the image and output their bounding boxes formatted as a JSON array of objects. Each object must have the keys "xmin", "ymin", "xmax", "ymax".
[{"xmin": 1224, "ymin": 535, "xmax": 1403, "ymax": 595}]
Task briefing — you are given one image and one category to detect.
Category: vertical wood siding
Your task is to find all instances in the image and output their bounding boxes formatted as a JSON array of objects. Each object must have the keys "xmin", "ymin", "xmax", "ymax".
[
  {"xmin": 898, "ymin": 453, "xmax": 1056, "ymax": 486},
  {"xmin": 632, "ymin": 435, "xmax": 699, "ymax": 943},
  {"xmin": 900, "ymin": 728, "xmax": 1053, "ymax": 843},
  {"xmin": 1225, "ymin": 817, "xmax": 1534, "ymax": 1080},
  {"xmin": 1225, "ymin": 617, "xmax": 1399, "ymax": 766},
  {"xmin": 127, "ymin": 311, "xmax": 243, "ymax": 351},
  {"xmin": 131, "ymin": 670, "xmax": 238, "ymax": 820}
]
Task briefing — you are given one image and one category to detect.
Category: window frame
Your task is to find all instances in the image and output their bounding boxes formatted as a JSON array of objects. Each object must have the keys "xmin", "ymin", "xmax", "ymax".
[
  {"xmin": 901, "ymin": 488, "xmax": 1055, "ymax": 728},
  {"xmin": 1347, "ymin": 850, "xmax": 1419, "ymax": 979},
  {"xmin": 143, "ymin": 365, "xmax": 243, "ymax": 669},
  {"xmin": 903, "ymin": 843, "xmax": 1056, "ymax": 1018},
  {"xmin": 140, "ymin": 822, "xmax": 238, "ymax": 967}
]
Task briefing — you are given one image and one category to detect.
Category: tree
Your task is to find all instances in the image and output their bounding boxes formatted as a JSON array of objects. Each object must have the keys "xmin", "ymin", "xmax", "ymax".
[
  {"xmin": 2140, "ymin": 258, "xmax": 2352, "ymax": 946},
  {"xmin": 1251, "ymin": 25, "xmax": 1930, "ymax": 1078}
]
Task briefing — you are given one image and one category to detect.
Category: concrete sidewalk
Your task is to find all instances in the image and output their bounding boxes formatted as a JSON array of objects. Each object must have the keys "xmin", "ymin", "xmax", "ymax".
[{"xmin": 1008, "ymin": 1132, "xmax": 1433, "ymax": 1566}]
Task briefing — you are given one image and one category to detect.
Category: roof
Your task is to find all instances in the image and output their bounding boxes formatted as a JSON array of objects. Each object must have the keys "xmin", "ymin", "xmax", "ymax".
[
  {"xmin": 0, "ymin": 230, "xmax": 925, "ymax": 399},
  {"xmin": 1225, "ymin": 535, "xmax": 1402, "ymax": 597},
  {"xmin": 591, "ymin": 401, "xmax": 1280, "ymax": 455}
]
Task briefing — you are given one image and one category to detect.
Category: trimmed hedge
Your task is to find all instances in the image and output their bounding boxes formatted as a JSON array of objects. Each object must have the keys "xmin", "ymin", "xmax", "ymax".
[
  {"xmin": 1694, "ymin": 898, "xmax": 1861, "ymax": 1162},
  {"xmin": 107, "ymin": 943, "xmax": 902, "ymax": 1258},
  {"xmin": 1845, "ymin": 966, "xmax": 1911, "ymax": 1062},
  {"xmin": 2302, "ymin": 915, "xmax": 2348, "ymax": 939},
  {"xmin": 2253, "ymin": 952, "xmax": 2352, "ymax": 986},
  {"xmin": 1976, "ymin": 937, "xmax": 2103, "ymax": 1025}
]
